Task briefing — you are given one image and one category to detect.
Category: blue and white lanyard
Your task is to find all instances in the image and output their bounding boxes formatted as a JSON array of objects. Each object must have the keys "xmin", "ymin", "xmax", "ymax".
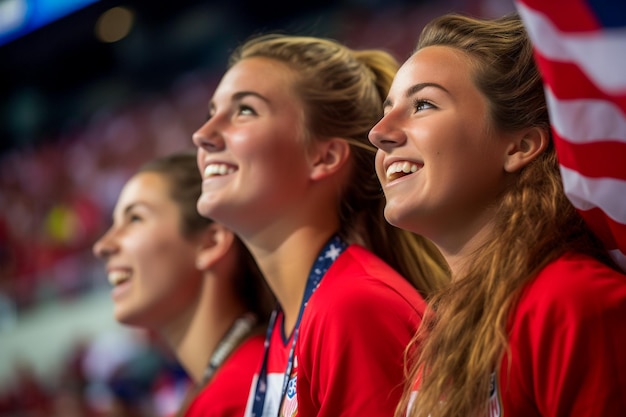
[{"xmin": 250, "ymin": 234, "xmax": 347, "ymax": 417}]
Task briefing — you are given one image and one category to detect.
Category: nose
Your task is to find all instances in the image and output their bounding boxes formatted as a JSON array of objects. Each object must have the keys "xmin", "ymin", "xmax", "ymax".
[
  {"xmin": 92, "ymin": 228, "xmax": 117, "ymax": 260},
  {"xmin": 192, "ymin": 118, "xmax": 225, "ymax": 152},
  {"xmin": 368, "ymin": 112, "xmax": 406, "ymax": 152}
]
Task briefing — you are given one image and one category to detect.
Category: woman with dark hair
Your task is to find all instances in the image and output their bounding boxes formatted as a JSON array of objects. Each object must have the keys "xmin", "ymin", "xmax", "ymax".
[{"xmin": 93, "ymin": 150, "xmax": 274, "ymax": 416}]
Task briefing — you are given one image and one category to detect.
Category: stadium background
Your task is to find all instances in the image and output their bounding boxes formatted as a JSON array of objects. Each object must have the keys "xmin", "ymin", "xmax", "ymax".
[{"xmin": 0, "ymin": 0, "xmax": 514, "ymax": 415}]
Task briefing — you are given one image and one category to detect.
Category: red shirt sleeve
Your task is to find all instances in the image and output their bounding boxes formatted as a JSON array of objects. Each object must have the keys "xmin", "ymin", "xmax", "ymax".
[{"xmin": 502, "ymin": 253, "xmax": 626, "ymax": 416}]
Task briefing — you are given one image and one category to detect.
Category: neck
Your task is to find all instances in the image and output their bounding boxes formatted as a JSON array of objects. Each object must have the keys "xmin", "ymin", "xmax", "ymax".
[
  {"xmin": 159, "ymin": 279, "xmax": 249, "ymax": 384},
  {"xmin": 245, "ymin": 226, "xmax": 337, "ymax": 335},
  {"xmin": 433, "ymin": 211, "xmax": 496, "ymax": 278}
]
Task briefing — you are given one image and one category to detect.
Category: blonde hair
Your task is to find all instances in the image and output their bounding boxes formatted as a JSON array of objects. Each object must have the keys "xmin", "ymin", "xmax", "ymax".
[
  {"xmin": 400, "ymin": 13, "xmax": 616, "ymax": 417},
  {"xmin": 230, "ymin": 34, "xmax": 449, "ymax": 297}
]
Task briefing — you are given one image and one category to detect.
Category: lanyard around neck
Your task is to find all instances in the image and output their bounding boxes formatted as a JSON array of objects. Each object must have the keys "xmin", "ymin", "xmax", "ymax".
[
  {"xmin": 250, "ymin": 234, "xmax": 347, "ymax": 417},
  {"xmin": 201, "ymin": 313, "xmax": 257, "ymax": 386}
]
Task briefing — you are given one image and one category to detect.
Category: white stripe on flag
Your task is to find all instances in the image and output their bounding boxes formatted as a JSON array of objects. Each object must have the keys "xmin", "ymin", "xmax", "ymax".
[
  {"xmin": 516, "ymin": 2, "xmax": 626, "ymax": 93},
  {"xmin": 545, "ymin": 87, "xmax": 626, "ymax": 144},
  {"xmin": 560, "ymin": 165, "xmax": 626, "ymax": 224}
]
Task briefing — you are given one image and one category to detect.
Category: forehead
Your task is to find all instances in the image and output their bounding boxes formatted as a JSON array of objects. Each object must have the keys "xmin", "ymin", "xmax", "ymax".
[
  {"xmin": 115, "ymin": 172, "xmax": 171, "ymax": 212},
  {"xmin": 391, "ymin": 45, "xmax": 476, "ymax": 94},
  {"xmin": 215, "ymin": 57, "xmax": 299, "ymax": 100}
]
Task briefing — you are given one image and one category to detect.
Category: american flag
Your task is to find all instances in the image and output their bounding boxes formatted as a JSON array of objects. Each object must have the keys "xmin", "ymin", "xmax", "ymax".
[{"xmin": 515, "ymin": 0, "xmax": 626, "ymax": 272}]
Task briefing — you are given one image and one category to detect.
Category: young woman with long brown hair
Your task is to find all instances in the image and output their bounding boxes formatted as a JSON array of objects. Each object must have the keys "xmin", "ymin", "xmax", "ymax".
[{"xmin": 369, "ymin": 13, "xmax": 626, "ymax": 417}]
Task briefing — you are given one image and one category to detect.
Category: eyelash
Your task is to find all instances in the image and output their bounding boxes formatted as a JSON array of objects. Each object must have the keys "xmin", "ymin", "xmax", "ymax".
[
  {"xmin": 128, "ymin": 214, "xmax": 142, "ymax": 223},
  {"xmin": 205, "ymin": 103, "xmax": 257, "ymax": 120},
  {"xmin": 238, "ymin": 104, "xmax": 256, "ymax": 116},
  {"xmin": 413, "ymin": 99, "xmax": 435, "ymax": 112}
]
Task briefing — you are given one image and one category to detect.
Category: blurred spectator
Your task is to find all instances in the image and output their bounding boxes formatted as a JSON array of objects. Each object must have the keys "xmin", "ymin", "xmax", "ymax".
[
  {"xmin": 4, "ymin": 359, "xmax": 53, "ymax": 417},
  {"xmin": 0, "ymin": 0, "xmax": 515, "ymax": 411}
]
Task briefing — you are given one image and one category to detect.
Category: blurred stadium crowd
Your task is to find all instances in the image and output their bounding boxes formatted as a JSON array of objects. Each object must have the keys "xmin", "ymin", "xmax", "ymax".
[{"xmin": 0, "ymin": 1, "xmax": 513, "ymax": 415}]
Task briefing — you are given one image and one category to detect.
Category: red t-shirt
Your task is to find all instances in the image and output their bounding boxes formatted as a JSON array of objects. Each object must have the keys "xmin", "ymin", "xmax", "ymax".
[
  {"xmin": 497, "ymin": 252, "xmax": 626, "ymax": 415},
  {"xmin": 245, "ymin": 244, "xmax": 427, "ymax": 417},
  {"xmin": 408, "ymin": 252, "xmax": 626, "ymax": 416},
  {"xmin": 185, "ymin": 334, "xmax": 264, "ymax": 417}
]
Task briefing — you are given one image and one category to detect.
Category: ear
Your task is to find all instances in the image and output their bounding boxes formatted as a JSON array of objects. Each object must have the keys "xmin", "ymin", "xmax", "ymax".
[
  {"xmin": 308, "ymin": 137, "xmax": 352, "ymax": 181},
  {"xmin": 503, "ymin": 127, "xmax": 549, "ymax": 173},
  {"xmin": 195, "ymin": 223, "xmax": 236, "ymax": 271}
]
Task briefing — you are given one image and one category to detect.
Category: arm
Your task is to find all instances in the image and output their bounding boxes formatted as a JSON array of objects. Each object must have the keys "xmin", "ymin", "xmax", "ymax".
[{"xmin": 515, "ymin": 0, "xmax": 626, "ymax": 271}]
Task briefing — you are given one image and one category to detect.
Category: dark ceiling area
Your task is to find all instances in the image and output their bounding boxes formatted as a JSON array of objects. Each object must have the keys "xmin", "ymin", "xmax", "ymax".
[
  {"xmin": 1, "ymin": 0, "xmax": 375, "ymax": 154},
  {"xmin": 0, "ymin": 0, "xmax": 343, "ymax": 94}
]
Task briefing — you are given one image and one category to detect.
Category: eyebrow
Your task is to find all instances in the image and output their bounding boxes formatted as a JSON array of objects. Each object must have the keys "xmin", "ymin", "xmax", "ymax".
[
  {"xmin": 117, "ymin": 201, "xmax": 141, "ymax": 216},
  {"xmin": 121, "ymin": 202, "xmax": 149, "ymax": 218},
  {"xmin": 383, "ymin": 82, "xmax": 450, "ymax": 108},
  {"xmin": 110, "ymin": 202, "xmax": 142, "ymax": 222},
  {"xmin": 208, "ymin": 90, "xmax": 270, "ymax": 117},
  {"xmin": 232, "ymin": 90, "xmax": 270, "ymax": 103},
  {"xmin": 123, "ymin": 202, "xmax": 140, "ymax": 215}
]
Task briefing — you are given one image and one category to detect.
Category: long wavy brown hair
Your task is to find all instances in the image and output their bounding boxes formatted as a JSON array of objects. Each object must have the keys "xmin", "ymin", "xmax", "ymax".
[
  {"xmin": 399, "ymin": 13, "xmax": 616, "ymax": 417},
  {"xmin": 230, "ymin": 34, "xmax": 449, "ymax": 297}
]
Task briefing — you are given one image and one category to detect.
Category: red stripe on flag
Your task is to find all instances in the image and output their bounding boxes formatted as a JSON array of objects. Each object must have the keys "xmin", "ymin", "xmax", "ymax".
[
  {"xmin": 534, "ymin": 54, "xmax": 626, "ymax": 108},
  {"xmin": 554, "ymin": 135, "xmax": 626, "ymax": 181},
  {"xmin": 578, "ymin": 207, "xmax": 623, "ymax": 252},
  {"xmin": 521, "ymin": 0, "xmax": 601, "ymax": 31}
]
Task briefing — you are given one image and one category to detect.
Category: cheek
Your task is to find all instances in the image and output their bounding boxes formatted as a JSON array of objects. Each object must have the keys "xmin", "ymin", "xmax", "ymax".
[
  {"xmin": 152, "ymin": 239, "xmax": 196, "ymax": 271},
  {"xmin": 419, "ymin": 121, "xmax": 475, "ymax": 172},
  {"xmin": 138, "ymin": 240, "xmax": 199, "ymax": 302},
  {"xmin": 134, "ymin": 231, "xmax": 195, "ymax": 280},
  {"xmin": 133, "ymin": 234, "xmax": 173, "ymax": 264},
  {"xmin": 256, "ymin": 136, "xmax": 309, "ymax": 180}
]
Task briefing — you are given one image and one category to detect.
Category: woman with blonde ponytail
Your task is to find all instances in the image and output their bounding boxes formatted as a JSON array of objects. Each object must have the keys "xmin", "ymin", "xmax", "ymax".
[
  {"xmin": 369, "ymin": 13, "xmax": 626, "ymax": 417},
  {"xmin": 192, "ymin": 34, "xmax": 448, "ymax": 417}
]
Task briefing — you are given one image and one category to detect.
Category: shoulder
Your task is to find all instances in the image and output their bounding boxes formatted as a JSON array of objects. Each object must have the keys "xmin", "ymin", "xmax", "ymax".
[
  {"xmin": 515, "ymin": 252, "xmax": 626, "ymax": 323},
  {"xmin": 301, "ymin": 245, "xmax": 426, "ymax": 340},
  {"xmin": 329, "ymin": 244, "xmax": 405, "ymax": 279},
  {"xmin": 188, "ymin": 335, "xmax": 264, "ymax": 416},
  {"xmin": 317, "ymin": 244, "xmax": 426, "ymax": 311},
  {"xmin": 208, "ymin": 334, "xmax": 264, "ymax": 389},
  {"xmin": 223, "ymin": 333, "xmax": 265, "ymax": 370}
]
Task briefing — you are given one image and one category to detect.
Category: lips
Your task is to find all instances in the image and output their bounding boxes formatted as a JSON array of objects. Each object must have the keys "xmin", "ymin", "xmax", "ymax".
[
  {"xmin": 203, "ymin": 163, "xmax": 237, "ymax": 178},
  {"xmin": 385, "ymin": 161, "xmax": 422, "ymax": 182},
  {"xmin": 108, "ymin": 270, "xmax": 131, "ymax": 286}
]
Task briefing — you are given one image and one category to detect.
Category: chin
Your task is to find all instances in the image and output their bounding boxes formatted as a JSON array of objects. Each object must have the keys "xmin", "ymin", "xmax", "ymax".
[
  {"xmin": 113, "ymin": 305, "xmax": 142, "ymax": 327},
  {"xmin": 384, "ymin": 205, "xmax": 426, "ymax": 236},
  {"xmin": 196, "ymin": 196, "xmax": 216, "ymax": 220},
  {"xmin": 383, "ymin": 204, "xmax": 408, "ymax": 228}
]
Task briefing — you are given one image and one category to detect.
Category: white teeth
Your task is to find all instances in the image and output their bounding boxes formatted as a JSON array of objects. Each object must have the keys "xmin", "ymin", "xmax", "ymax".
[
  {"xmin": 203, "ymin": 164, "xmax": 236, "ymax": 178},
  {"xmin": 108, "ymin": 271, "xmax": 131, "ymax": 286},
  {"xmin": 386, "ymin": 161, "xmax": 420, "ymax": 179}
]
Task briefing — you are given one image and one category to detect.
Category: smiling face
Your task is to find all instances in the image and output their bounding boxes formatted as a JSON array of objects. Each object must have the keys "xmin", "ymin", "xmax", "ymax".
[
  {"xmin": 192, "ymin": 57, "xmax": 314, "ymax": 236},
  {"xmin": 92, "ymin": 172, "xmax": 203, "ymax": 329},
  {"xmin": 369, "ymin": 46, "xmax": 512, "ymax": 248}
]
